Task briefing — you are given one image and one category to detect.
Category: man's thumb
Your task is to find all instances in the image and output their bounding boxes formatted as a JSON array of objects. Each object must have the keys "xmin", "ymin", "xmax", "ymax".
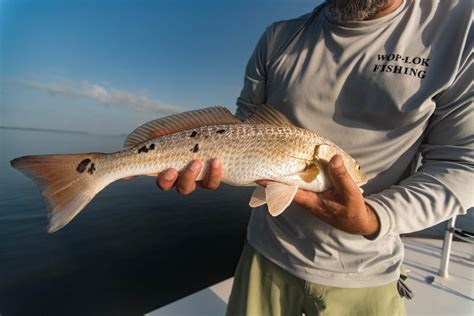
[{"xmin": 328, "ymin": 154, "xmax": 357, "ymax": 195}]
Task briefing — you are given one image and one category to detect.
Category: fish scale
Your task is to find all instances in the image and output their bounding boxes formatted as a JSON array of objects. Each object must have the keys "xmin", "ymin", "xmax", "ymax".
[{"xmin": 96, "ymin": 125, "xmax": 313, "ymax": 187}]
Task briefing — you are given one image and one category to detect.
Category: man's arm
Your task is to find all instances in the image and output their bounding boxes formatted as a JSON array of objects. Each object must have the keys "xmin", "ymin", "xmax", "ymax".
[
  {"xmin": 290, "ymin": 39, "xmax": 472, "ymax": 239},
  {"xmin": 235, "ymin": 25, "xmax": 273, "ymax": 119},
  {"xmin": 241, "ymin": 22, "xmax": 472, "ymax": 239},
  {"xmin": 363, "ymin": 48, "xmax": 473, "ymax": 239},
  {"xmin": 238, "ymin": 24, "xmax": 382, "ymax": 237}
]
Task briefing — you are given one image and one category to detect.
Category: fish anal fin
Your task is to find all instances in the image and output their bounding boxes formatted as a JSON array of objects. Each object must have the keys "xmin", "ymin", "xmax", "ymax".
[
  {"xmin": 265, "ymin": 183, "xmax": 298, "ymax": 216},
  {"xmin": 249, "ymin": 186, "xmax": 267, "ymax": 208},
  {"xmin": 244, "ymin": 105, "xmax": 295, "ymax": 126},
  {"xmin": 124, "ymin": 107, "xmax": 242, "ymax": 147},
  {"xmin": 298, "ymin": 163, "xmax": 320, "ymax": 183}
]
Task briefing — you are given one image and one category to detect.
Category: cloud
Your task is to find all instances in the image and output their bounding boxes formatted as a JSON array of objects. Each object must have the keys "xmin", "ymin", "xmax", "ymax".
[{"xmin": 17, "ymin": 79, "xmax": 185, "ymax": 114}]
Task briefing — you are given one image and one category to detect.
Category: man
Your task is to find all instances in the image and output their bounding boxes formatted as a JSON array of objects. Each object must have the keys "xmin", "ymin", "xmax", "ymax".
[{"xmin": 156, "ymin": 0, "xmax": 472, "ymax": 315}]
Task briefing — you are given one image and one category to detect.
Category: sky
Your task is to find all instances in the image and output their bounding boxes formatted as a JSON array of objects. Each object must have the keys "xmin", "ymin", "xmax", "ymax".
[{"xmin": 1, "ymin": 0, "xmax": 321, "ymax": 135}]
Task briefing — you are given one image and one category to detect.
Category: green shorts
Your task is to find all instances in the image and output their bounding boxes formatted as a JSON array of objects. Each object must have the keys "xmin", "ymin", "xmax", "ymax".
[{"xmin": 226, "ymin": 244, "xmax": 406, "ymax": 316}]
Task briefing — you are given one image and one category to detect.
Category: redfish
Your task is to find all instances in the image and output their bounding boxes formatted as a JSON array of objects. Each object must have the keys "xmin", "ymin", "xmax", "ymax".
[{"xmin": 10, "ymin": 105, "xmax": 367, "ymax": 232}]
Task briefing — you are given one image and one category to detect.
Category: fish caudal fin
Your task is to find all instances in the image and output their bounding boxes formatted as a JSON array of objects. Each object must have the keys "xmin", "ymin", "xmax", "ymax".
[
  {"xmin": 10, "ymin": 153, "xmax": 107, "ymax": 233},
  {"xmin": 249, "ymin": 183, "xmax": 298, "ymax": 216}
]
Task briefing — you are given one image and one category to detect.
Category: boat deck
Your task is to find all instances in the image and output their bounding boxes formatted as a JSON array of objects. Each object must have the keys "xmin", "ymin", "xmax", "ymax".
[{"xmin": 150, "ymin": 237, "xmax": 474, "ymax": 315}]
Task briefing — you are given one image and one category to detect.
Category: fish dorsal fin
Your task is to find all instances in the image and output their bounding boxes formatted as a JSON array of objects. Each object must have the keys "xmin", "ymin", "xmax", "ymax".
[
  {"xmin": 244, "ymin": 105, "xmax": 295, "ymax": 126},
  {"xmin": 124, "ymin": 106, "xmax": 241, "ymax": 147}
]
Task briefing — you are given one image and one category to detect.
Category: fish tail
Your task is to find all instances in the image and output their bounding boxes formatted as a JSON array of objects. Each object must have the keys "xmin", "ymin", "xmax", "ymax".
[{"xmin": 10, "ymin": 152, "xmax": 108, "ymax": 233}]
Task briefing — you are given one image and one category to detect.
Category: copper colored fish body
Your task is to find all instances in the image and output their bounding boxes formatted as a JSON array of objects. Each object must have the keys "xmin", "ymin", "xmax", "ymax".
[{"xmin": 10, "ymin": 106, "xmax": 368, "ymax": 232}]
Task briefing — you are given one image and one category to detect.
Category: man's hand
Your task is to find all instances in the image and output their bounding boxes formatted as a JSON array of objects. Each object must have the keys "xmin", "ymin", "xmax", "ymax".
[
  {"xmin": 260, "ymin": 155, "xmax": 380, "ymax": 238},
  {"xmin": 296, "ymin": 154, "xmax": 380, "ymax": 237},
  {"xmin": 156, "ymin": 158, "xmax": 223, "ymax": 195}
]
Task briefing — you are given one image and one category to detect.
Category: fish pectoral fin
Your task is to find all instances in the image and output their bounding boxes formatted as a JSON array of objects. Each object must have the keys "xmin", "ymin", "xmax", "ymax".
[
  {"xmin": 265, "ymin": 183, "xmax": 299, "ymax": 217},
  {"xmin": 298, "ymin": 163, "xmax": 320, "ymax": 183},
  {"xmin": 249, "ymin": 186, "xmax": 267, "ymax": 208}
]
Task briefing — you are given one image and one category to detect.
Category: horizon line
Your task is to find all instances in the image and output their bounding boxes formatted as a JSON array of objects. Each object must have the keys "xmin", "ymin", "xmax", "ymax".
[{"xmin": 0, "ymin": 125, "xmax": 126, "ymax": 137}]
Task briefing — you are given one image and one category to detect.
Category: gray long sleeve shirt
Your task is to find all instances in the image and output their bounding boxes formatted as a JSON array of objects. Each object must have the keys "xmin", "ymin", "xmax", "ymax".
[{"xmin": 236, "ymin": 0, "xmax": 473, "ymax": 287}]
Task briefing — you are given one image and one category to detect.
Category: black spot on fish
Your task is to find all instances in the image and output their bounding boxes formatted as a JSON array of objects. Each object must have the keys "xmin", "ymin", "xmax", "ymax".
[
  {"xmin": 191, "ymin": 143, "xmax": 199, "ymax": 153},
  {"xmin": 216, "ymin": 129, "xmax": 226, "ymax": 134},
  {"xmin": 190, "ymin": 131, "xmax": 198, "ymax": 138},
  {"xmin": 88, "ymin": 163, "xmax": 96, "ymax": 175},
  {"xmin": 138, "ymin": 143, "xmax": 155, "ymax": 153},
  {"xmin": 76, "ymin": 159, "xmax": 91, "ymax": 173},
  {"xmin": 357, "ymin": 165, "xmax": 361, "ymax": 170},
  {"xmin": 138, "ymin": 145, "xmax": 149, "ymax": 154}
]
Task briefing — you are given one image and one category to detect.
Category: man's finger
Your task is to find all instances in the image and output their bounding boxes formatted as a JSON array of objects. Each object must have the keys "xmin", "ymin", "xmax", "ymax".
[
  {"xmin": 176, "ymin": 160, "xmax": 202, "ymax": 195},
  {"xmin": 156, "ymin": 169, "xmax": 178, "ymax": 191},
  {"xmin": 256, "ymin": 180, "xmax": 269, "ymax": 187},
  {"xmin": 200, "ymin": 158, "xmax": 223, "ymax": 190},
  {"xmin": 327, "ymin": 154, "xmax": 359, "ymax": 198}
]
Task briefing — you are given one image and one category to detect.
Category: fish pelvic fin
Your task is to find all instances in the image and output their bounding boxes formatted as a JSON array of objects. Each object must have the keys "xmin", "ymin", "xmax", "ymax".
[
  {"xmin": 249, "ymin": 182, "xmax": 298, "ymax": 216},
  {"xmin": 265, "ymin": 183, "xmax": 299, "ymax": 216},
  {"xmin": 10, "ymin": 153, "xmax": 108, "ymax": 233}
]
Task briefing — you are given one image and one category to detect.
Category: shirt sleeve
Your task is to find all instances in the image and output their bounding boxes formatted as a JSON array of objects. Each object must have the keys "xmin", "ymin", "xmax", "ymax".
[
  {"xmin": 235, "ymin": 25, "xmax": 274, "ymax": 120},
  {"xmin": 365, "ymin": 46, "xmax": 474, "ymax": 239}
]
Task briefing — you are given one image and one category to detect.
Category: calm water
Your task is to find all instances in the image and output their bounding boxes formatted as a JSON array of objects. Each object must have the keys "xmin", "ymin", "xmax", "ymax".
[
  {"xmin": 0, "ymin": 129, "xmax": 251, "ymax": 315},
  {"xmin": 0, "ymin": 129, "xmax": 472, "ymax": 315}
]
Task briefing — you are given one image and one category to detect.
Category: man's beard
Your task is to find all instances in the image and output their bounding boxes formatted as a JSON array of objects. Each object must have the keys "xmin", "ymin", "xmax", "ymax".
[{"xmin": 326, "ymin": 0, "xmax": 392, "ymax": 23}]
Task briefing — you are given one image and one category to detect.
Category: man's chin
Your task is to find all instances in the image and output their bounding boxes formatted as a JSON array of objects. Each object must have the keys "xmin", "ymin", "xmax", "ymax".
[{"xmin": 326, "ymin": 0, "xmax": 392, "ymax": 23}]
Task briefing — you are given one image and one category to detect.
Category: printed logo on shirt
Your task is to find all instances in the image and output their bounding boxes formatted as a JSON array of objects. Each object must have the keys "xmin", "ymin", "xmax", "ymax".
[{"xmin": 373, "ymin": 54, "xmax": 430, "ymax": 79}]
